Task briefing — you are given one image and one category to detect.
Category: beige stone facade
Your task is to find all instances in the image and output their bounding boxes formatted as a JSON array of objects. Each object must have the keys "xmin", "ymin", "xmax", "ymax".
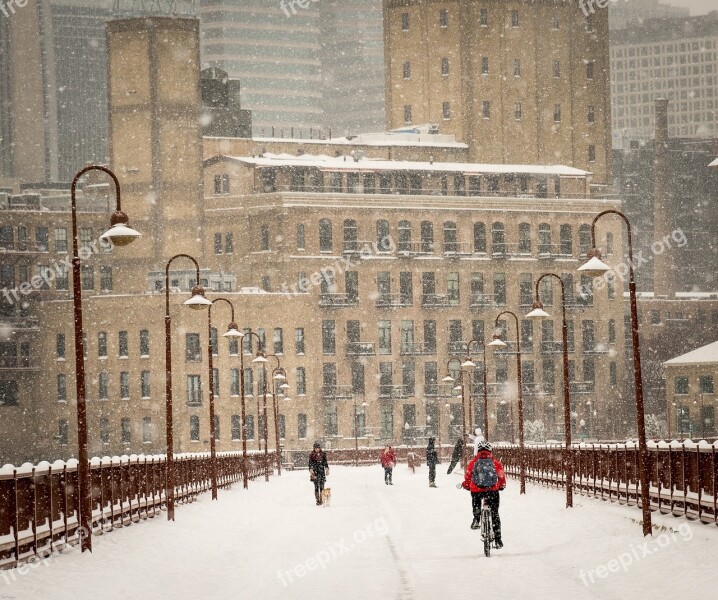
[{"xmin": 383, "ymin": 0, "xmax": 612, "ymax": 185}]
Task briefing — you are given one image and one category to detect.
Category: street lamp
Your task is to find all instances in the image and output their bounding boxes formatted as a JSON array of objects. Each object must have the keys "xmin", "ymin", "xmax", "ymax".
[
  {"xmin": 578, "ymin": 209, "xmax": 652, "ymax": 536},
  {"xmin": 443, "ymin": 358, "xmax": 468, "ymax": 468},
  {"xmin": 251, "ymin": 350, "xmax": 270, "ymax": 480},
  {"xmin": 463, "ymin": 338, "xmax": 489, "ymax": 442},
  {"xmin": 233, "ymin": 330, "xmax": 262, "ymax": 489},
  {"xmin": 525, "ymin": 272, "xmax": 574, "ymax": 508},
  {"xmin": 265, "ymin": 355, "xmax": 287, "ymax": 475},
  {"xmin": 165, "ymin": 254, "xmax": 212, "ymax": 522},
  {"xmin": 353, "ymin": 398, "xmax": 368, "ymax": 466},
  {"xmin": 70, "ymin": 166, "xmax": 140, "ymax": 553},
  {"xmin": 206, "ymin": 298, "xmax": 241, "ymax": 500},
  {"xmin": 489, "ymin": 311, "xmax": 526, "ymax": 494}
]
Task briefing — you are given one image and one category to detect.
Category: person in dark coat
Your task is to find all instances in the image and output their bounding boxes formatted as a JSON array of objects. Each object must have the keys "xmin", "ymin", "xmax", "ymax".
[
  {"xmin": 447, "ymin": 437, "xmax": 464, "ymax": 474},
  {"xmin": 309, "ymin": 441, "xmax": 329, "ymax": 505},
  {"xmin": 426, "ymin": 437, "xmax": 439, "ymax": 487}
]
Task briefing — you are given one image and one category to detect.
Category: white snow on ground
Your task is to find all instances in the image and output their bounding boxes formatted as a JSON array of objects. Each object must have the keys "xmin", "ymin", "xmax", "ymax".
[{"xmin": 3, "ymin": 466, "xmax": 717, "ymax": 600}]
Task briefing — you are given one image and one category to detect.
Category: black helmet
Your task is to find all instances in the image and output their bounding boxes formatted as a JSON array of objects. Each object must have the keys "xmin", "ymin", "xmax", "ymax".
[
  {"xmin": 313, "ymin": 441, "xmax": 321, "ymax": 449},
  {"xmin": 476, "ymin": 441, "xmax": 492, "ymax": 452}
]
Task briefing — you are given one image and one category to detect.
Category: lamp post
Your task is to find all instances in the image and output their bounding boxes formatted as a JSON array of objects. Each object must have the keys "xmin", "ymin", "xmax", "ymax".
[
  {"xmin": 165, "ymin": 254, "xmax": 212, "ymax": 521},
  {"xmin": 525, "ymin": 273, "xmax": 573, "ymax": 508},
  {"xmin": 443, "ymin": 358, "xmax": 468, "ymax": 468},
  {"xmin": 251, "ymin": 351, "xmax": 270, "ymax": 481},
  {"xmin": 263, "ymin": 353, "xmax": 287, "ymax": 475},
  {"xmin": 488, "ymin": 311, "xmax": 525, "ymax": 495},
  {"xmin": 578, "ymin": 209, "xmax": 652, "ymax": 536},
  {"xmin": 461, "ymin": 338, "xmax": 489, "ymax": 442},
  {"xmin": 353, "ymin": 398, "xmax": 368, "ymax": 466},
  {"xmin": 206, "ymin": 298, "xmax": 242, "ymax": 500},
  {"xmin": 70, "ymin": 166, "xmax": 141, "ymax": 552},
  {"xmin": 236, "ymin": 330, "xmax": 263, "ymax": 489}
]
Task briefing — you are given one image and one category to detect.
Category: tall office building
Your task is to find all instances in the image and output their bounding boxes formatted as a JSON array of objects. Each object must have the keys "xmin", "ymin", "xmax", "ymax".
[
  {"xmin": 383, "ymin": 0, "xmax": 613, "ymax": 185},
  {"xmin": 610, "ymin": 12, "xmax": 718, "ymax": 148}
]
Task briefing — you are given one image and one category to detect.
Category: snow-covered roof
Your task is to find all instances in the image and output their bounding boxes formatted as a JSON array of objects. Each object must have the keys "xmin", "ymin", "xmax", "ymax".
[
  {"xmin": 626, "ymin": 291, "xmax": 718, "ymax": 300},
  {"xmin": 208, "ymin": 153, "xmax": 591, "ymax": 177},
  {"xmin": 664, "ymin": 340, "xmax": 718, "ymax": 366},
  {"xmin": 709, "ymin": 157, "xmax": 718, "ymax": 167}
]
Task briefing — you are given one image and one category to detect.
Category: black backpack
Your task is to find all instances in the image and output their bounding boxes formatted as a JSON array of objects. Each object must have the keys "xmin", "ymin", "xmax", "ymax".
[{"xmin": 471, "ymin": 457, "xmax": 498, "ymax": 489}]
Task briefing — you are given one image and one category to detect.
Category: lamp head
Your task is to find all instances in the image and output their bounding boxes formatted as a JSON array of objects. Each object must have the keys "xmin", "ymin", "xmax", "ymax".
[
  {"xmin": 279, "ymin": 382, "xmax": 290, "ymax": 390},
  {"xmin": 273, "ymin": 372, "xmax": 286, "ymax": 380},
  {"xmin": 222, "ymin": 322, "xmax": 244, "ymax": 338},
  {"xmin": 488, "ymin": 334, "xmax": 507, "ymax": 349},
  {"xmin": 525, "ymin": 300, "xmax": 550, "ymax": 320},
  {"xmin": 442, "ymin": 374, "xmax": 455, "ymax": 383},
  {"xmin": 100, "ymin": 211, "xmax": 141, "ymax": 247},
  {"xmin": 184, "ymin": 285, "xmax": 213, "ymax": 310},
  {"xmin": 252, "ymin": 352, "xmax": 268, "ymax": 364},
  {"xmin": 578, "ymin": 248, "xmax": 611, "ymax": 277},
  {"xmin": 461, "ymin": 356, "xmax": 477, "ymax": 369}
]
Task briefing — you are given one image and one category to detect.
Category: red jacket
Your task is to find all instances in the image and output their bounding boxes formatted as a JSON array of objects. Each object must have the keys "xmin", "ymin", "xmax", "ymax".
[
  {"xmin": 462, "ymin": 451, "xmax": 506, "ymax": 492},
  {"xmin": 380, "ymin": 449, "xmax": 397, "ymax": 468}
]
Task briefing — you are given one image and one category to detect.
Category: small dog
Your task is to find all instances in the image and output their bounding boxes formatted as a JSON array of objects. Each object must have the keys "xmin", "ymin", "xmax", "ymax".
[{"xmin": 320, "ymin": 487, "xmax": 332, "ymax": 507}]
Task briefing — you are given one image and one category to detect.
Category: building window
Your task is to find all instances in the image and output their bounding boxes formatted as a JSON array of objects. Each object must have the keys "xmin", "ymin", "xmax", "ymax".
[
  {"xmin": 58, "ymin": 419, "xmax": 69, "ymax": 445},
  {"xmin": 119, "ymin": 331, "xmax": 129, "ymax": 358},
  {"xmin": 403, "ymin": 61, "xmax": 411, "ymax": 79},
  {"xmin": 100, "ymin": 266, "xmax": 112, "ymax": 292},
  {"xmin": 402, "ymin": 12, "xmax": 409, "ymax": 31},
  {"xmin": 261, "ymin": 225, "xmax": 270, "ymax": 251},
  {"xmin": 482, "ymin": 101, "xmax": 490, "ymax": 119},
  {"xmin": 298, "ymin": 414, "xmax": 307, "ymax": 439},
  {"xmin": 443, "ymin": 221, "xmax": 458, "ymax": 252},
  {"xmin": 56, "ymin": 334, "xmax": 65, "ymax": 360},
  {"xmin": 56, "ymin": 267, "xmax": 69, "ymax": 290},
  {"xmin": 439, "ymin": 57, "xmax": 450, "ymax": 77},
  {"xmin": 141, "ymin": 370, "xmax": 151, "ymax": 398},
  {"xmin": 0, "ymin": 380, "xmax": 19, "ymax": 406},
  {"xmin": 121, "ymin": 418, "xmax": 131, "ymax": 444},
  {"xmin": 57, "ymin": 374, "xmax": 67, "ymax": 402},
  {"xmin": 296, "ymin": 224, "xmax": 305, "ymax": 250},
  {"xmin": 296, "ymin": 367, "xmax": 306, "ymax": 395},
  {"xmin": 187, "ymin": 375, "xmax": 202, "ymax": 406},
  {"xmin": 481, "ymin": 56, "xmax": 489, "ymax": 75},
  {"xmin": 650, "ymin": 310, "xmax": 660, "ymax": 325},
  {"xmin": 404, "ymin": 105, "xmax": 412, "ymax": 124},
  {"xmin": 36, "ymin": 227, "xmax": 49, "ymax": 252},
  {"xmin": 231, "ymin": 415, "xmax": 241, "ymax": 440},
  {"xmin": 143, "ymin": 417, "xmax": 152, "ymax": 443},
  {"xmin": 511, "ymin": 10, "xmax": 519, "ymax": 27},
  {"xmin": 442, "ymin": 102, "xmax": 451, "ymax": 120},
  {"xmin": 440, "ymin": 8, "xmax": 448, "ymax": 27},
  {"xmin": 554, "ymin": 104, "xmax": 562, "ymax": 122},
  {"xmin": 55, "ymin": 228, "xmax": 67, "ymax": 253},
  {"xmin": 245, "ymin": 415, "xmax": 255, "ymax": 440},
  {"xmin": 190, "ymin": 415, "xmax": 200, "ymax": 441},
  {"xmin": 513, "ymin": 59, "xmax": 520, "ymax": 78},
  {"xmin": 608, "ymin": 319, "xmax": 616, "ymax": 344},
  {"xmin": 479, "ymin": 8, "xmax": 488, "ymax": 27},
  {"xmin": 322, "ymin": 320, "xmax": 336, "ymax": 355},
  {"xmin": 551, "ymin": 15, "xmax": 559, "ymax": 30},
  {"xmin": 473, "ymin": 223, "xmax": 486, "ymax": 253},
  {"xmin": 186, "ymin": 333, "xmax": 201, "ymax": 362},
  {"xmin": 674, "ymin": 376, "xmax": 689, "ymax": 395},
  {"xmin": 319, "ymin": 219, "xmax": 333, "ymax": 252},
  {"xmin": 588, "ymin": 105, "xmax": 595, "ymax": 124},
  {"xmin": 588, "ymin": 145, "xmax": 596, "ymax": 163},
  {"xmin": 225, "ymin": 233, "xmax": 234, "ymax": 254},
  {"xmin": 295, "ymin": 328, "xmax": 305, "ymax": 354},
  {"xmin": 213, "ymin": 415, "xmax": 220, "ymax": 441},
  {"xmin": 99, "ymin": 372, "xmax": 108, "ymax": 400},
  {"xmin": 586, "ymin": 61, "xmax": 595, "ymax": 80},
  {"xmin": 493, "ymin": 273, "xmax": 506, "ymax": 306},
  {"xmin": 120, "ymin": 371, "xmax": 130, "ymax": 399},
  {"xmin": 586, "ymin": 14, "xmax": 594, "ymax": 32},
  {"xmin": 273, "ymin": 328, "xmax": 283, "ymax": 355},
  {"xmin": 244, "ymin": 368, "xmax": 254, "ymax": 397},
  {"xmin": 214, "ymin": 233, "xmax": 223, "ymax": 254},
  {"xmin": 699, "ymin": 376, "xmax": 714, "ymax": 394},
  {"xmin": 97, "ymin": 332, "xmax": 107, "ymax": 358},
  {"xmin": 140, "ymin": 329, "xmax": 150, "ymax": 356},
  {"xmin": 81, "ymin": 266, "xmax": 94, "ymax": 290},
  {"xmin": 552, "ymin": 61, "xmax": 561, "ymax": 78},
  {"xmin": 100, "ymin": 418, "xmax": 110, "ymax": 445},
  {"xmin": 513, "ymin": 101, "xmax": 523, "ymax": 121}
]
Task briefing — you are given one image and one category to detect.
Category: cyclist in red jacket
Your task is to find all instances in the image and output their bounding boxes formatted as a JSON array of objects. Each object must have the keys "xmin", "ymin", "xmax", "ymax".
[{"xmin": 461, "ymin": 441, "xmax": 506, "ymax": 548}]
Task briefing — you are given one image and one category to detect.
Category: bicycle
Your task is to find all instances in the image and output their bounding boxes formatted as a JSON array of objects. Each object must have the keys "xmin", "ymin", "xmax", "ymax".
[{"xmin": 479, "ymin": 498, "xmax": 494, "ymax": 557}]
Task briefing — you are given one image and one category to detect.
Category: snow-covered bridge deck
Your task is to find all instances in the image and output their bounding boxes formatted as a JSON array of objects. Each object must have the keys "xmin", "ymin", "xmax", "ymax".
[{"xmin": 3, "ymin": 466, "xmax": 716, "ymax": 599}]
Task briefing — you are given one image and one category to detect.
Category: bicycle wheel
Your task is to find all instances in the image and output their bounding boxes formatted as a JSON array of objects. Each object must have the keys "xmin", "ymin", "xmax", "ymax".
[{"xmin": 482, "ymin": 510, "xmax": 491, "ymax": 557}]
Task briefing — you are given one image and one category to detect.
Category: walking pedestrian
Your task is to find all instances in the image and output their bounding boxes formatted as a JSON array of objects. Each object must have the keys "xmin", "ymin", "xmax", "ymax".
[
  {"xmin": 380, "ymin": 445, "xmax": 396, "ymax": 485},
  {"xmin": 309, "ymin": 441, "xmax": 329, "ymax": 505},
  {"xmin": 446, "ymin": 437, "xmax": 464, "ymax": 474},
  {"xmin": 426, "ymin": 437, "xmax": 439, "ymax": 487}
]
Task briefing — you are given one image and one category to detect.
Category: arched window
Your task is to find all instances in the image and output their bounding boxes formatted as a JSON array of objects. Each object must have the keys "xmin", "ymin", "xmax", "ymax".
[
  {"xmin": 518, "ymin": 223, "xmax": 531, "ymax": 254},
  {"xmin": 491, "ymin": 222, "xmax": 505, "ymax": 255},
  {"xmin": 420, "ymin": 221, "xmax": 434, "ymax": 253},
  {"xmin": 398, "ymin": 220, "xmax": 412, "ymax": 252},
  {"xmin": 538, "ymin": 223, "xmax": 552, "ymax": 255},
  {"xmin": 376, "ymin": 220, "xmax": 391, "ymax": 252},
  {"xmin": 343, "ymin": 219, "xmax": 357, "ymax": 253},
  {"xmin": 319, "ymin": 219, "xmax": 333, "ymax": 252},
  {"xmin": 443, "ymin": 221, "xmax": 457, "ymax": 253},
  {"xmin": 560, "ymin": 224, "xmax": 573, "ymax": 256},
  {"xmin": 473, "ymin": 222, "xmax": 486, "ymax": 253},
  {"xmin": 578, "ymin": 224, "xmax": 591, "ymax": 257}
]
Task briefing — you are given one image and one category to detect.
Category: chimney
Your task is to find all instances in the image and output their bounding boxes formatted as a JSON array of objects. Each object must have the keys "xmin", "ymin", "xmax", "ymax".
[{"xmin": 652, "ymin": 98, "xmax": 675, "ymax": 298}]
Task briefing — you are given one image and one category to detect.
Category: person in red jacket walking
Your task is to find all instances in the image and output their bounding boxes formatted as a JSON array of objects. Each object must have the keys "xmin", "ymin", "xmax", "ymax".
[
  {"xmin": 461, "ymin": 441, "xmax": 506, "ymax": 548},
  {"xmin": 380, "ymin": 445, "xmax": 397, "ymax": 485}
]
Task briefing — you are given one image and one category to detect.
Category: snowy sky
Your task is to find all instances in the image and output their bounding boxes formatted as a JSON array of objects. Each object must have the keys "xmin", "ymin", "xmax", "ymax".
[{"xmin": 675, "ymin": 0, "xmax": 716, "ymax": 15}]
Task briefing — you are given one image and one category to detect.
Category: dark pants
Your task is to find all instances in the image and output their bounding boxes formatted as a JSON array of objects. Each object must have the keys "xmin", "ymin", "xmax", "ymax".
[
  {"xmin": 383, "ymin": 467, "xmax": 393, "ymax": 484},
  {"xmin": 313, "ymin": 477, "xmax": 326, "ymax": 496},
  {"xmin": 471, "ymin": 490, "xmax": 501, "ymax": 542},
  {"xmin": 428, "ymin": 463, "xmax": 436, "ymax": 483}
]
